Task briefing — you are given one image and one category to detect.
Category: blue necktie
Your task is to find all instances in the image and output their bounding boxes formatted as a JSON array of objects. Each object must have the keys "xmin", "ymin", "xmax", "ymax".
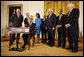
[{"xmin": 48, "ymin": 15, "xmax": 50, "ymax": 21}]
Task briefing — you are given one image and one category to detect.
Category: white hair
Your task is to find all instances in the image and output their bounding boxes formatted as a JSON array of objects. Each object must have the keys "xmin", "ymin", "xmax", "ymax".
[
  {"xmin": 16, "ymin": 8, "xmax": 20, "ymax": 12},
  {"xmin": 67, "ymin": 3, "xmax": 74, "ymax": 8},
  {"xmin": 48, "ymin": 8, "xmax": 52, "ymax": 12}
]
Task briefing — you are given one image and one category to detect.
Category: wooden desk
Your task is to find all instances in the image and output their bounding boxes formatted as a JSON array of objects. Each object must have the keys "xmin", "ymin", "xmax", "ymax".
[{"xmin": 7, "ymin": 27, "xmax": 34, "ymax": 50}]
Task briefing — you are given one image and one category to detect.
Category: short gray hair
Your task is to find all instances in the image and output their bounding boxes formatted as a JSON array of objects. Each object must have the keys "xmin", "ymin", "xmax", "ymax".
[
  {"xmin": 67, "ymin": 3, "xmax": 74, "ymax": 8},
  {"xmin": 48, "ymin": 8, "xmax": 52, "ymax": 12},
  {"xmin": 58, "ymin": 9, "xmax": 63, "ymax": 13}
]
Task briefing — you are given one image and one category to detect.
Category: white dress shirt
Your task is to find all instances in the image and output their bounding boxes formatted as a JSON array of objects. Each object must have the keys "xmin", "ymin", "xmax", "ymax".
[{"xmin": 59, "ymin": 14, "xmax": 62, "ymax": 20}]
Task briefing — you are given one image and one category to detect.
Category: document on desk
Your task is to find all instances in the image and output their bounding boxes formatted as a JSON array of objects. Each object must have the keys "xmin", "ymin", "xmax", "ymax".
[{"xmin": 8, "ymin": 27, "xmax": 29, "ymax": 33}]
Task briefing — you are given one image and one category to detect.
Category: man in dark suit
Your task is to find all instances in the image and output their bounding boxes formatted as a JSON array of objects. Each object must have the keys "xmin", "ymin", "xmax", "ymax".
[
  {"xmin": 65, "ymin": 3, "xmax": 79, "ymax": 52},
  {"xmin": 9, "ymin": 8, "xmax": 23, "ymax": 50},
  {"xmin": 21, "ymin": 15, "xmax": 36, "ymax": 50},
  {"xmin": 46, "ymin": 8, "xmax": 58, "ymax": 47},
  {"xmin": 41, "ymin": 14, "xmax": 47, "ymax": 43},
  {"xmin": 56, "ymin": 9, "xmax": 66, "ymax": 48}
]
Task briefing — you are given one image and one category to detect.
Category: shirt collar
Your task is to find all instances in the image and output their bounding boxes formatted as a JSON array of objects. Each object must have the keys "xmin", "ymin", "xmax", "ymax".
[
  {"xmin": 50, "ymin": 13, "xmax": 52, "ymax": 16},
  {"xmin": 59, "ymin": 14, "xmax": 62, "ymax": 17},
  {"xmin": 69, "ymin": 8, "xmax": 73, "ymax": 13},
  {"xmin": 27, "ymin": 17, "xmax": 29, "ymax": 19},
  {"xmin": 43, "ymin": 18, "xmax": 46, "ymax": 21},
  {"xmin": 17, "ymin": 13, "xmax": 20, "ymax": 16}
]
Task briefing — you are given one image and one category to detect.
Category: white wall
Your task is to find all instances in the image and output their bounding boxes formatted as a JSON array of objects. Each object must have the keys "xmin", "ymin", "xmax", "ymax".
[
  {"xmin": 28, "ymin": 1, "xmax": 44, "ymax": 22},
  {"xmin": 1, "ymin": 1, "xmax": 4, "ymax": 29},
  {"xmin": 1, "ymin": 1, "xmax": 6, "ymax": 36},
  {"xmin": 79, "ymin": 1, "xmax": 83, "ymax": 36}
]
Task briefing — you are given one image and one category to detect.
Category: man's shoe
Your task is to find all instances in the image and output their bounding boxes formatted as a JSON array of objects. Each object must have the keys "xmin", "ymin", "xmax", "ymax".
[
  {"xmin": 50, "ymin": 45, "xmax": 54, "ymax": 47},
  {"xmin": 50, "ymin": 44, "xmax": 55, "ymax": 47},
  {"xmin": 19, "ymin": 48, "xmax": 25, "ymax": 52},
  {"xmin": 47, "ymin": 42, "xmax": 50, "ymax": 45},
  {"xmin": 71, "ymin": 50, "xmax": 78, "ymax": 53},
  {"xmin": 15, "ymin": 48, "xmax": 19, "ymax": 51},
  {"xmin": 62, "ymin": 46, "xmax": 65, "ymax": 48},
  {"xmin": 71, "ymin": 49, "xmax": 78, "ymax": 53},
  {"xmin": 41, "ymin": 41, "xmax": 44, "ymax": 43},
  {"xmin": 66, "ymin": 47, "xmax": 71, "ymax": 50},
  {"xmin": 57, "ymin": 45, "xmax": 61, "ymax": 47},
  {"xmin": 44, "ymin": 42, "xmax": 46, "ymax": 44},
  {"xmin": 9, "ymin": 48, "xmax": 16, "ymax": 51}
]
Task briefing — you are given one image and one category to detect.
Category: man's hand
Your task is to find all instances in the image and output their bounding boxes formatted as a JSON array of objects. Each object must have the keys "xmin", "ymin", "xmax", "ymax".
[
  {"xmin": 65, "ymin": 24, "xmax": 71, "ymax": 28},
  {"xmin": 52, "ymin": 27, "xmax": 55, "ymax": 31},
  {"xmin": 45, "ymin": 27, "xmax": 47, "ymax": 30},
  {"xmin": 57, "ymin": 25, "xmax": 62, "ymax": 28}
]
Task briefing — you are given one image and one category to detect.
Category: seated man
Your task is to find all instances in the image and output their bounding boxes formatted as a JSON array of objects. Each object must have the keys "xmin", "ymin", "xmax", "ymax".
[{"xmin": 21, "ymin": 15, "xmax": 36, "ymax": 51}]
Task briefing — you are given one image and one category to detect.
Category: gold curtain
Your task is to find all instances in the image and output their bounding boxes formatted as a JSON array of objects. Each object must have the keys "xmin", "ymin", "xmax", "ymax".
[
  {"xmin": 44, "ymin": 1, "xmax": 79, "ymax": 39},
  {"xmin": 44, "ymin": 1, "xmax": 79, "ymax": 16}
]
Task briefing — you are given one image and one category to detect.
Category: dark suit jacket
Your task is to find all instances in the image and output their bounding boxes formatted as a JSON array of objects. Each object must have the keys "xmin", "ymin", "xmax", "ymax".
[
  {"xmin": 41, "ymin": 19, "xmax": 47, "ymax": 31},
  {"xmin": 24, "ymin": 18, "xmax": 36, "ymax": 31},
  {"xmin": 47, "ymin": 13, "xmax": 57, "ymax": 31},
  {"xmin": 10, "ymin": 14, "xmax": 23, "ymax": 27},
  {"xmin": 65, "ymin": 8, "xmax": 79, "ymax": 36},
  {"xmin": 57, "ymin": 14, "xmax": 66, "ymax": 30},
  {"xmin": 65, "ymin": 8, "xmax": 79, "ymax": 27}
]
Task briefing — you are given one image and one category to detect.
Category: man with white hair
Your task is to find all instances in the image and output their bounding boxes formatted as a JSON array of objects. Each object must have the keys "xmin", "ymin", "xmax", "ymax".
[
  {"xmin": 65, "ymin": 3, "xmax": 79, "ymax": 52},
  {"xmin": 9, "ymin": 8, "xmax": 23, "ymax": 51},
  {"xmin": 46, "ymin": 8, "xmax": 58, "ymax": 47}
]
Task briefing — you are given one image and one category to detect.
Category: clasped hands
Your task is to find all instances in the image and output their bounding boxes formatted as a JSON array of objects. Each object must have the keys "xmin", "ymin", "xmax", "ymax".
[
  {"xmin": 65, "ymin": 24, "xmax": 71, "ymax": 28},
  {"xmin": 57, "ymin": 25, "xmax": 62, "ymax": 28},
  {"xmin": 45, "ymin": 27, "xmax": 55, "ymax": 31}
]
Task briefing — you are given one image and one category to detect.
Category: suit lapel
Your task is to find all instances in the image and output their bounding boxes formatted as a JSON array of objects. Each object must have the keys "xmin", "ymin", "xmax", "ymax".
[
  {"xmin": 61, "ymin": 15, "xmax": 63, "ymax": 20},
  {"xmin": 15, "ymin": 14, "xmax": 18, "ymax": 19},
  {"xmin": 67, "ymin": 9, "xmax": 74, "ymax": 17}
]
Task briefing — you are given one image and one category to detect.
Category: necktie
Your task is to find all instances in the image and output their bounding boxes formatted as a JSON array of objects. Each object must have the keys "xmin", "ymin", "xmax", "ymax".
[
  {"xmin": 17, "ymin": 14, "xmax": 20, "ymax": 18},
  {"xmin": 59, "ymin": 15, "xmax": 61, "ymax": 20},
  {"xmin": 49, "ymin": 14, "xmax": 51, "ymax": 18},
  {"xmin": 67, "ymin": 12, "xmax": 71, "ymax": 16},
  {"xmin": 48, "ymin": 15, "xmax": 50, "ymax": 21}
]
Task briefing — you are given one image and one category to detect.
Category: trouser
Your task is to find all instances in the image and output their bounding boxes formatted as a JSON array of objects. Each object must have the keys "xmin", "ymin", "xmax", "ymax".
[
  {"xmin": 22, "ymin": 34, "xmax": 28, "ymax": 48},
  {"xmin": 48, "ymin": 30, "xmax": 55, "ymax": 46},
  {"xmin": 67, "ymin": 26, "xmax": 78, "ymax": 51},
  {"xmin": 41, "ymin": 30, "xmax": 47, "ymax": 42},
  {"xmin": 10, "ymin": 33, "xmax": 20, "ymax": 49},
  {"xmin": 57, "ymin": 28, "xmax": 66, "ymax": 47}
]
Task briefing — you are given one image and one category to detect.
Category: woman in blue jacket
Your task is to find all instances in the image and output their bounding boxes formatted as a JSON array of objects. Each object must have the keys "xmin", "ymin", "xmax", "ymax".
[{"xmin": 35, "ymin": 13, "xmax": 42, "ymax": 43}]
